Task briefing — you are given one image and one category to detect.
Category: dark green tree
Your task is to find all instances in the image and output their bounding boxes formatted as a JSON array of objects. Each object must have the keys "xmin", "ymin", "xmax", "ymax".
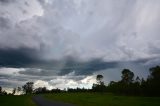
[
  {"xmin": 121, "ymin": 69, "xmax": 134, "ymax": 84},
  {"xmin": 96, "ymin": 74, "xmax": 104, "ymax": 85},
  {"xmin": 0, "ymin": 86, "xmax": 2, "ymax": 93},
  {"xmin": 146, "ymin": 66, "xmax": 160, "ymax": 96},
  {"xmin": 0, "ymin": 87, "xmax": 7, "ymax": 95},
  {"xmin": 12, "ymin": 88, "xmax": 16, "ymax": 95},
  {"xmin": 92, "ymin": 75, "xmax": 106, "ymax": 92},
  {"xmin": 22, "ymin": 82, "xmax": 34, "ymax": 94},
  {"xmin": 149, "ymin": 66, "xmax": 160, "ymax": 80},
  {"xmin": 17, "ymin": 87, "xmax": 21, "ymax": 93}
]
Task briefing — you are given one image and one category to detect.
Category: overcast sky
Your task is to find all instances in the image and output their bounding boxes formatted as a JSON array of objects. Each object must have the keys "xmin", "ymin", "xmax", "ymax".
[{"xmin": 0, "ymin": 0, "xmax": 160, "ymax": 91}]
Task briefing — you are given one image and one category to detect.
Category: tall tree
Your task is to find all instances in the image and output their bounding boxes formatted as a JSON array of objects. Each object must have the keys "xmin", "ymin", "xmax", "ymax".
[
  {"xmin": 12, "ymin": 88, "xmax": 16, "ymax": 95},
  {"xmin": 0, "ymin": 86, "xmax": 2, "ymax": 93},
  {"xmin": 96, "ymin": 74, "xmax": 104, "ymax": 85},
  {"xmin": 121, "ymin": 69, "xmax": 134, "ymax": 84},
  {"xmin": 149, "ymin": 66, "xmax": 160, "ymax": 80},
  {"xmin": 17, "ymin": 87, "xmax": 21, "ymax": 92},
  {"xmin": 22, "ymin": 82, "xmax": 34, "ymax": 94}
]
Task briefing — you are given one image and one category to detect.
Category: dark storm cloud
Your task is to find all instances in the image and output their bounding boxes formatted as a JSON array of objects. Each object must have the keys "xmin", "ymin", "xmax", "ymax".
[
  {"xmin": 18, "ymin": 56, "xmax": 158, "ymax": 76},
  {"xmin": 59, "ymin": 59, "xmax": 118, "ymax": 75},
  {"xmin": 58, "ymin": 57, "xmax": 160, "ymax": 76},
  {"xmin": 1, "ymin": 0, "xmax": 160, "ymax": 89},
  {"xmin": 0, "ymin": 45, "xmax": 158, "ymax": 77},
  {"xmin": 0, "ymin": 47, "xmax": 118, "ymax": 76},
  {"xmin": 0, "ymin": 48, "xmax": 38, "ymax": 67},
  {"xmin": 18, "ymin": 58, "xmax": 118, "ymax": 76},
  {"xmin": 0, "ymin": 45, "xmax": 159, "ymax": 78}
]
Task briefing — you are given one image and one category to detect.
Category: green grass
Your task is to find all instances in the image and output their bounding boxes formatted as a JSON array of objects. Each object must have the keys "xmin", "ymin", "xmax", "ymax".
[
  {"xmin": 0, "ymin": 95, "xmax": 36, "ymax": 106},
  {"xmin": 44, "ymin": 93, "xmax": 160, "ymax": 106}
]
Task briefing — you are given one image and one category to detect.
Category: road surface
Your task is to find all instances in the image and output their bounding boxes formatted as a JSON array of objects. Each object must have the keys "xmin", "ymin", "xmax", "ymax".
[{"xmin": 33, "ymin": 96, "xmax": 75, "ymax": 106}]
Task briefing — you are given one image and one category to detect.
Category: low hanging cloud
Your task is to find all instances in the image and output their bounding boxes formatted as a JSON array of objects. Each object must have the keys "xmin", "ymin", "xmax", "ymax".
[
  {"xmin": 0, "ymin": 0, "xmax": 160, "ymax": 61},
  {"xmin": 0, "ymin": 0, "xmax": 160, "ymax": 89}
]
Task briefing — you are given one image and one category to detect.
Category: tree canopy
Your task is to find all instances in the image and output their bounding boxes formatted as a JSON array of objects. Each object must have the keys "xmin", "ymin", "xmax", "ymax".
[{"xmin": 22, "ymin": 82, "xmax": 34, "ymax": 94}]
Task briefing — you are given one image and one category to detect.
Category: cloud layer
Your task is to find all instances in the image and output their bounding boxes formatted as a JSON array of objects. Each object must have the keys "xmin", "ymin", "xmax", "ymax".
[{"xmin": 0, "ymin": 0, "xmax": 160, "ymax": 90}]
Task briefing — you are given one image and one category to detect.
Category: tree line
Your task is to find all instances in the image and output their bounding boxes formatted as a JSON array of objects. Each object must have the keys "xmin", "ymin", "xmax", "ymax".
[
  {"xmin": 0, "ymin": 65, "xmax": 160, "ymax": 96},
  {"xmin": 93, "ymin": 65, "xmax": 160, "ymax": 96}
]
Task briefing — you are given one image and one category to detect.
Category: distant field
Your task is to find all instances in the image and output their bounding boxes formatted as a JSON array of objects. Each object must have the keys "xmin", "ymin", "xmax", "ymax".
[
  {"xmin": 45, "ymin": 93, "xmax": 160, "ymax": 106},
  {"xmin": 0, "ymin": 95, "xmax": 36, "ymax": 106}
]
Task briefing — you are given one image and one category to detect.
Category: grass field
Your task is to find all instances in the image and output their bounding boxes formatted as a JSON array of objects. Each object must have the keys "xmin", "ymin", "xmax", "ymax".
[
  {"xmin": 0, "ymin": 95, "xmax": 36, "ymax": 106},
  {"xmin": 1, "ymin": 93, "xmax": 160, "ymax": 106},
  {"xmin": 45, "ymin": 93, "xmax": 160, "ymax": 106}
]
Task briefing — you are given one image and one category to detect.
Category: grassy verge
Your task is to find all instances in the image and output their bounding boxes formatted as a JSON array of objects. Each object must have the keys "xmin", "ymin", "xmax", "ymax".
[
  {"xmin": 44, "ymin": 93, "xmax": 160, "ymax": 106},
  {"xmin": 0, "ymin": 95, "xmax": 36, "ymax": 106}
]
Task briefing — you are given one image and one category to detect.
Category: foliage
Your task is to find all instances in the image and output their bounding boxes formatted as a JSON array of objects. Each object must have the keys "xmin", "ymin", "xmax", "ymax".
[
  {"xmin": 96, "ymin": 74, "xmax": 104, "ymax": 85},
  {"xmin": 22, "ymin": 82, "xmax": 34, "ymax": 94},
  {"xmin": 67, "ymin": 87, "xmax": 90, "ymax": 93},
  {"xmin": 12, "ymin": 88, "xmax": 16, "ymax": 95},
  {"xmin": 106, "ymin": 66, "xmax": 160, "ymax": 96},
  {"xmin": 17, "ymin": 87, "xmax": 21, "ymax": 92},
  {"xmin": 0, "ymin": 86, "xmax": 7, "ymax": 95},
  {"xmin": 121, "ymin": 69, "xmax": 134, "ymax": 84},
  {"xmin": 34, "ymin": 87, "xmax": 50, "ymax": 94}
]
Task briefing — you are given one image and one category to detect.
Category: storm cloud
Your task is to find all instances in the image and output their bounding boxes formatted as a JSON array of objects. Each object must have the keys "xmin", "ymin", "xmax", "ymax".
[{"xmin": 0, "ymin": 0, "xmax": 160, "ymax": 90}]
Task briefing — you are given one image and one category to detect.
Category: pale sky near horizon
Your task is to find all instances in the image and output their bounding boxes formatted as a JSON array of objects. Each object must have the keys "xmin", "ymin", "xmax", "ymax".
[{"xmin": 0, "ymin": 0, "xmax": 160, "ymax": 91}]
